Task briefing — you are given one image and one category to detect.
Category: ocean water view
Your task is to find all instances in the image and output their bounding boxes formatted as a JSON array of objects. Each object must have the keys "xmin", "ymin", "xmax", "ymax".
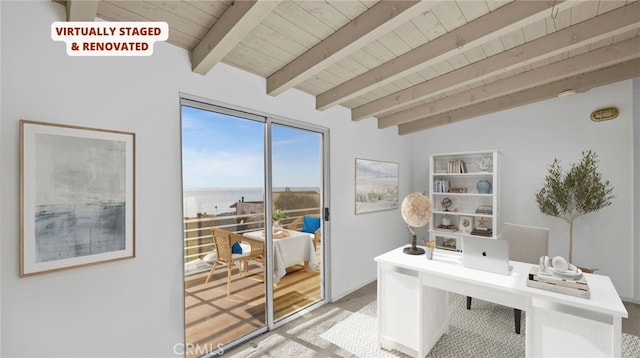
[{"xmin": 183, "ymin": 187, "xmax": 319, "ymax": 218}]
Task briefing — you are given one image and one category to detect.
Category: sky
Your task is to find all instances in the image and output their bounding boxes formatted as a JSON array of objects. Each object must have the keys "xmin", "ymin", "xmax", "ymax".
[{"xmin": 181, "ymin": 105, "xmax": 321, "ymax": 189}]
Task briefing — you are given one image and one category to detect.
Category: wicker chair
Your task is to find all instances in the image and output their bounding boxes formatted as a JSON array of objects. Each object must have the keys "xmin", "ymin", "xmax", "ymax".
[
  {"xmin": 234, "ymin": 231, "xmax": 265, "ymax": 279},
  {"xmin": 203, "ymin": 227, "xmax": 264, "ymax": 299},
  {"xmin": 286, "ymin": 215, "xmax": 322, "ymax": 249},
  {"xmin": 285, "ymin": 216, "xmax": 304, "ymax": 230}
]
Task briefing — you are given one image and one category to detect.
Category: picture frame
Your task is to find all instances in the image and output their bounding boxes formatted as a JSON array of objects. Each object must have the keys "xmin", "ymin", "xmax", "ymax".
[
  {"xmin": 355, "ymin": 158, "xmax": 399, "ymax": 214},
  {"xmin": 20, "ymin": 120, "xmax": 136, "ymax": 277},
  {"xmin": 458, "ymin": 216, "xmax": 473, "ymax": 233}
]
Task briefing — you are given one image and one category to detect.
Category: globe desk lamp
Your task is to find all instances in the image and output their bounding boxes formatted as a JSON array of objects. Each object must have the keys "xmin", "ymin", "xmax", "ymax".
[{"xmin": 401, "ymin": 192, "xmax": 433, "ymax": 255}]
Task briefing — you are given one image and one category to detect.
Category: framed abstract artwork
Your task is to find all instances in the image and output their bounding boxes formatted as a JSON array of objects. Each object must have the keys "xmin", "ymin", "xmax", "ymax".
[
  {"xmin": 20, "ymin": 120, "xmax": 136, "ymax": 276},
  {"xmin": 355, "ymin": 158, "xmax": 399, "ymax": 214}
]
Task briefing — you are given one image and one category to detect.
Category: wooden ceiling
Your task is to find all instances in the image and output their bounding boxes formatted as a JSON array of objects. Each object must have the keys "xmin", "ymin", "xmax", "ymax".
[{"xmin": 60, "ymin": 0, "xmax": 640, "ymax": 134}]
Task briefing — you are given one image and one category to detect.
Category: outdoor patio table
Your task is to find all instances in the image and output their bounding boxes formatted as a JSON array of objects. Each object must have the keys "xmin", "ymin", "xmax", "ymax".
[{"xmin": 243, "ymin": 229, "xmax": 318, "ymax": 283}]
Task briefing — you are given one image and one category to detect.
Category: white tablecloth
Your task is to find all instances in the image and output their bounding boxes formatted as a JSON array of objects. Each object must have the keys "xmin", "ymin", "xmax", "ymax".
[{"xmin": 243, "ymin": 229, "xmax": 318, "ymax": 283}]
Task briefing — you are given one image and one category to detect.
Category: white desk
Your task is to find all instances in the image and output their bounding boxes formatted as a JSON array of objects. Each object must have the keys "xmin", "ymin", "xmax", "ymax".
[
  {"xmin": 375, "ymin": 246, "xmax": 628, "ymax": 358},
  {"xmin": 244, "ymin": 229, "xmax": 317, "ymax": 283}
]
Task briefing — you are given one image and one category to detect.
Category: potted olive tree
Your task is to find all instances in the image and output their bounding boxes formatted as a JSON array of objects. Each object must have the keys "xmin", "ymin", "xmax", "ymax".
[{"xmin": 535, "ymin": 150, "xmax": 614, "ymax": 264}]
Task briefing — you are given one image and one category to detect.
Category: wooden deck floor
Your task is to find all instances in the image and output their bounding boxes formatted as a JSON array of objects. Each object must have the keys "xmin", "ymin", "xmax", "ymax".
[{"xmin": 184, "ymin": 260, "xmax": 322, "ymax": 357}]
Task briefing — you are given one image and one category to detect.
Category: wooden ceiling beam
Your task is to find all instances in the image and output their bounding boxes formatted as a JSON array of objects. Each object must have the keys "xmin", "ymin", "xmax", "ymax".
[
  {"xmin": 65, "ymin": 0, "xmax": 99, "ymax": 21},
  {"xmin": 379, "ymin": 36, "xmax": 640, "ymax": 128},
  {"xmin": 354, "ymin": 1, "xmax": 640, "ymax": 121},
  {"xmin": 315, "ymin": 0, "xmax": 565, "ymax": 111},
  {"xmin": 398, "ymin": 58, "xmax": 640, "ymax": 135},
  {"xmin": 191, "ymin": 0, "xmax": 280, "ymax": 75},
  {"xmin": 266, "ymin": 0, "xmax": 434, "ymax": 96}
]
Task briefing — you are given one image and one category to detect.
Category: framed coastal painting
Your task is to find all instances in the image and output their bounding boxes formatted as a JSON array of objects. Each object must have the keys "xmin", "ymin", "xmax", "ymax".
[
  {"xmin": 355, "ymin": 158, "xmax": 399, "ymax": 214},
  {"xmin": 20, "ymin": 120, "xmax": 136, "ymax": 276}
]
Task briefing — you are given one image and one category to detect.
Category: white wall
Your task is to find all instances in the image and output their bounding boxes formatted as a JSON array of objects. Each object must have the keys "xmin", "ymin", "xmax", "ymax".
[
  {"xmin": 634, "ymin": 77, "xmax": 639, "ymax": 303},
  {"xmin": 0, "ymin": 1, "xmax": 412, "ymax": 357},
  {"xmin": 0, "ymin": 0, "xmax": 3, "ymax": 353},
  {"xmin": 410, "ymin": 80, "xmax": 636, "ymax": 299}
]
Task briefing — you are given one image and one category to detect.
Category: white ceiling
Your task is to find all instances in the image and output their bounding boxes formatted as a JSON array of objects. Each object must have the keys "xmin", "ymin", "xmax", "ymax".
[{"xmin": 59, "ymin": 0, "xmax": 640, "ymax": 134}]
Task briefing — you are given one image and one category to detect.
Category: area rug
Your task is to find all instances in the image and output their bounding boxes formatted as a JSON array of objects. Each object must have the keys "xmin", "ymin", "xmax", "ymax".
[
  {"xmin": 230, "ymin": 307, "xmax": 353, "ymax": 357},
  {"xmin": 321, "ymin": 293, "xmax": 640, "ymax": 358},
  {"xmin": 227, "ymin": 333, "xmax": 318, "ymax": 357}
]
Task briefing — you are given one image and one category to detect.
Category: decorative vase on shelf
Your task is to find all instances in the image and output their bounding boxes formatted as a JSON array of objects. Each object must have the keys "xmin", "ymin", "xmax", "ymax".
[{"xmin": 476, "ymin": 180, "xmax": 492, "ymax": 194}]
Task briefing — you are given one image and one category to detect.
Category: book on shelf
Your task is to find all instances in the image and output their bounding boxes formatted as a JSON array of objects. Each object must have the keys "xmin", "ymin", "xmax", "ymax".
[
  {"xmin": 475, "ymin": 209, "xmax": 493, "ymax": 215},
  {"xmin": 435, "ymin": 225, "xmax": 457, "ymax": 232},
  {"xmin": 433, "ymin": 180, "xmax": 450, "ymax": 193},
  {"xmin": 475, "ymin": 205, "xmax": 493, "ymax": 214},
  {"xmin": 447, "ymin": 160, "xmax": 466, "ymax": 173},
  {"xmin": 527, "ymin": 266, "xmax": 590, "ymax": 299},
  {"xmin": 471, "ymin": 229, "xmax": 493, "ymax": 237},
  {"xmin": 449, "ymin": 187, "xmax": 467, "ymax": 193}
]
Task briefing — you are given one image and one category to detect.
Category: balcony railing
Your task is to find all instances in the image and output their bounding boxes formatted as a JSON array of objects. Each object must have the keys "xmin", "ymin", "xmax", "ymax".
[{"xmin": 183, "ymin": 208, "xmax": 321, "ymax": 263}]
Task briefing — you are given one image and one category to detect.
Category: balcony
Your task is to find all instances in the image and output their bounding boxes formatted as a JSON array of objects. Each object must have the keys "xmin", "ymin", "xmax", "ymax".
[{"xmin": 183, "ymin": 208, "xmax": 322, "ymax": 357}]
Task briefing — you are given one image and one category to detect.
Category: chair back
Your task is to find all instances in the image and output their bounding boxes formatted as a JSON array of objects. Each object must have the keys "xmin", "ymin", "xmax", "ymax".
[
  {"xmin": 285, "ymin": 214, "xmax": 321, "ymax": 231},
  {"xmin": 285, "ymin": 216, "xmax": 304, "ymax": 231},
  {"xmin": 212, "ymin": 227, "xmax": 232, "ymax": 261},
  {"xmin": 502, "ymin": 222, "xmax": 548, "ymax": 264}
]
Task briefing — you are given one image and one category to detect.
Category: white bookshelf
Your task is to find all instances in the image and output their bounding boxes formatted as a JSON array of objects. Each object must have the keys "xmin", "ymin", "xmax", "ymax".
[{"xmin": 428, "ymin": 150, "xmax": 500, "ymax": 251}]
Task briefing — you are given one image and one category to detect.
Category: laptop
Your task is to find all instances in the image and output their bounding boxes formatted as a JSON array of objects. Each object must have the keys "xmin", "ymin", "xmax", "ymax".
[{"xmin": 463, "ymin": 236, "xmax": 512, "ymax": 275}]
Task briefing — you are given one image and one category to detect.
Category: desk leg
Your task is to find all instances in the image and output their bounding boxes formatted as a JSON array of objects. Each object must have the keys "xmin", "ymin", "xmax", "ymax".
[
  {"xmin": 613, "ymin": 316, "xmax": 622, "ymax": 358},
  {"xmin": 377, "ymin": 264, "xmax": 421, "ymax": 356},
  {"xmin": 419, "ymin": 281, "xmax": 449, "ymax": 357},
  {"xmin": 377, "ymin": 264, "xmax": 447, "ymax": 357},
  {"xmin": 303, "ymin": 261, "xmax": 309, "ymax": 271},
  {"xmin": 525, "ymin": 298, "xmax": 532, "ymax": 357}
]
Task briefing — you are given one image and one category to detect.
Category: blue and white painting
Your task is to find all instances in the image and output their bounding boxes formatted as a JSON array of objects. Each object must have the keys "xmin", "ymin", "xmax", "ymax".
[
  {"xmin": 34, "ymin": 134, "xmax": 126, "ymax": 262},
  {"xmin": 355, "ymin": 159, "xmax": 399, "ymax": 214}
]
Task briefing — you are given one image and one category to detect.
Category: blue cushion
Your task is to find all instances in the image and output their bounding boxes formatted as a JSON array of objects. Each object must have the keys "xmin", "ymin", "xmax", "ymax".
[
  {"xmin": 231, "ymin": 242, "xmax": 242, "ymax": 254},
  {"xmin": 302, "ymin": 216, "xmax": 321, "ymax": 233}
]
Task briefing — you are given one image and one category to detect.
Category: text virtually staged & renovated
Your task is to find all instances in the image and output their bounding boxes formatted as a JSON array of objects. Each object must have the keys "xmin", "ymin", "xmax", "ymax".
[{"xmin": 1, "ymin": 1, "xmax": 639, "ymax": 357}]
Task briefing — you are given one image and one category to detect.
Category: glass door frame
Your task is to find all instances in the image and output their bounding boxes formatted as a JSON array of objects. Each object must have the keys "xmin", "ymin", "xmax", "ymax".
[
  {"xmin": 265, "ymin": 116, "xmax": 331, "ymax": 329},
  {"xmin": 180, "ymin": 94, "xmax": 330, "ymax": 354}
]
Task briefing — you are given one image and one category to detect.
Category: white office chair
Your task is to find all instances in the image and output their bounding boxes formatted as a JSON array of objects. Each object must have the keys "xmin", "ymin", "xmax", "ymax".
[{"xmin": 466, "ymin": 222, "xmax": 549, "ymax": 334}]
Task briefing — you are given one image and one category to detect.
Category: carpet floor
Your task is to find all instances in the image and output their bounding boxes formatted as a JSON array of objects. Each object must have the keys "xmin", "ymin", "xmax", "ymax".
[{"xmin": 231, "ymin": 289, "xmax": 640, "ymax": 357}]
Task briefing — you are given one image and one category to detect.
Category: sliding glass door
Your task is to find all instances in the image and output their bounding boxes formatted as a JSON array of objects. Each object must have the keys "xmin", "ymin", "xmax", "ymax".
[
  {"xmin": 180, "ymin": 97, "xmax": 327, "ymax": 357},
  {"xmin": 181, "ymin": 103, "xmax": 267, "ymax": 358},
  {"xmin": 270, "ymin": 123, "xmax": 324, "ymax": 321}
]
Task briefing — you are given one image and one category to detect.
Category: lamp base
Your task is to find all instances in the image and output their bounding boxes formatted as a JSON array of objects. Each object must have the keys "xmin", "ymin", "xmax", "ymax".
[{"xmin": 403, "ymin": 246, "xmax": 425, "ymax": 255}]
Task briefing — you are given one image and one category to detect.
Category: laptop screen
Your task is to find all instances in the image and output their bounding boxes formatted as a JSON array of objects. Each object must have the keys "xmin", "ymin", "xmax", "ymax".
[{"xmin": 462, "ymin": 236, "xmax": 511, "ymax": 275}]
